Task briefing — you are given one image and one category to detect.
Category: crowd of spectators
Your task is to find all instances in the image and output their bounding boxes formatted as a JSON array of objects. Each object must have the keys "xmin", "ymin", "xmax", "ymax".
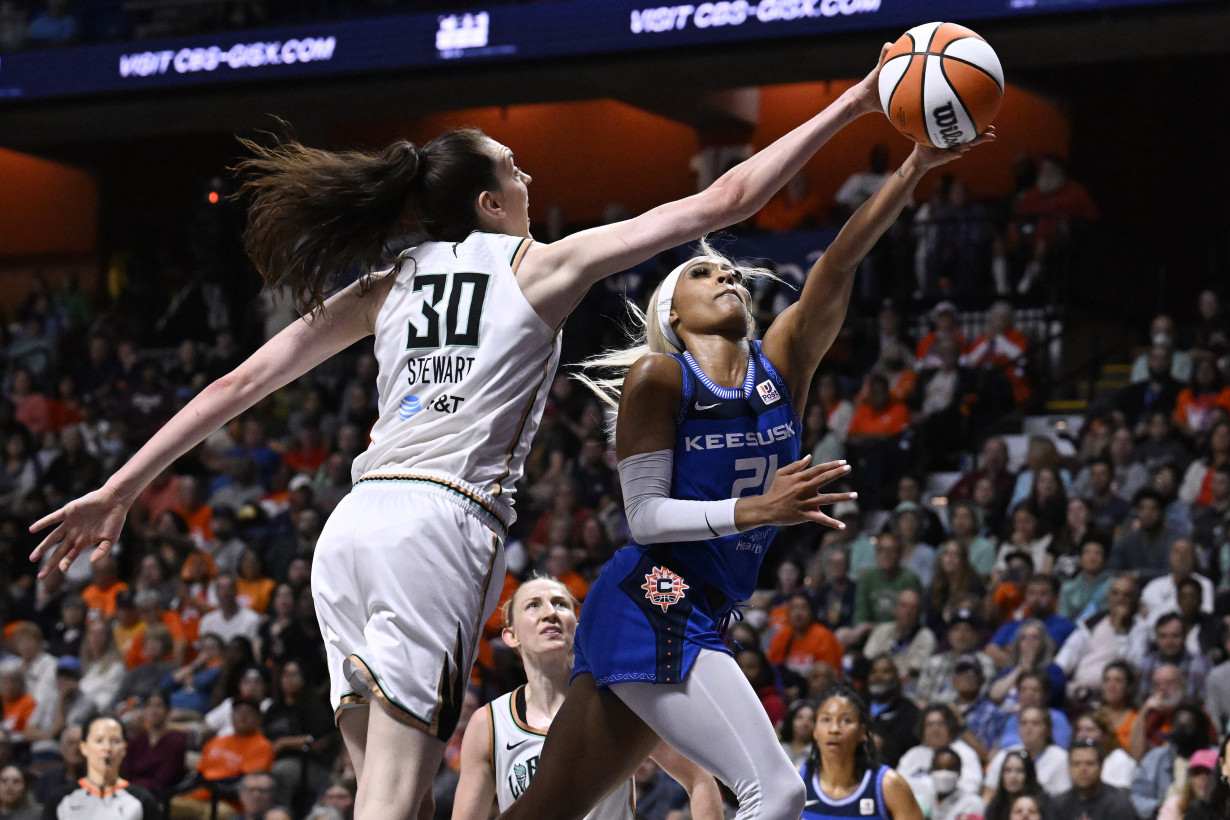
[{"xmin": 1, "ymin": 129, "xmax": 1226, "ymax": 820}]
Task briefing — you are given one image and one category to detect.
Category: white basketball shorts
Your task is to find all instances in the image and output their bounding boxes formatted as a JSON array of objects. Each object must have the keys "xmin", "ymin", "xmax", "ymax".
[{"xmin": 312, "ymin": 475, "xmax": 506, "ymax": 739}]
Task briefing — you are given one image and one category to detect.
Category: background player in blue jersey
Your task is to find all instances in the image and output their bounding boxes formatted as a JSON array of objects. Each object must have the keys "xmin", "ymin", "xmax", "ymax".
[
  {"xmin": 803, "ymin": 683, "xmax": 922, "ymax": 820},
  {"xmin": 498, "ymin": 128, "xmax": 992, "ymax": 820}
]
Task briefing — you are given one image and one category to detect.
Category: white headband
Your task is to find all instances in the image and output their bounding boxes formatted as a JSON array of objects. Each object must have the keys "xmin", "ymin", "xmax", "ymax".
[{"xmin": 655, "ymin": 256, "xmax": 725, "ymax": 350}]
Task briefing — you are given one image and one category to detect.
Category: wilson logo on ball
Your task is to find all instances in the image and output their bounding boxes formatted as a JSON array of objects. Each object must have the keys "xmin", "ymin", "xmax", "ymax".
[{"xmin": 878, "ymin": 21, "xmax": 1004, "ymax": 149}]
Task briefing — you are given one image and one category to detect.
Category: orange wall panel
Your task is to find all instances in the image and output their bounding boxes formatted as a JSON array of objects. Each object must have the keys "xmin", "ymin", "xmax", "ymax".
[
  {"xmin": 0, "ymin": 148, "xmax": 99, "ymax": 256},
  {"xmin": 331, "ymin": 81, "xmax": 1070, "ymax": 231},
  {"xmin": 335, "ymin": 100, "xmax": 699, "ymax": 228}
]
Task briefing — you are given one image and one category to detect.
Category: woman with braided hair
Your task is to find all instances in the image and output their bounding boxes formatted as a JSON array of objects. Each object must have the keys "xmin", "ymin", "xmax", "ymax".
[{"xmin": 802, "ymin": 683, "xmax": 922, "ymax": 820}]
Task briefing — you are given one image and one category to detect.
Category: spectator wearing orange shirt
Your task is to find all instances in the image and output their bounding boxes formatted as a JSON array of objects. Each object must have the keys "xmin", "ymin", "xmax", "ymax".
[
  {"xmin": 1173, "ymin": 354, "xmax": 1230, "ymax": 439},
  {"xmin": 80, "ymin": 554, "xmax": 129, "ymax": 620},
  {"xmin": 173, "ymin": 698, "xmax": 275, "ymax": 819},
  {"xmin": 766, "ymin": 593, "xmax": 843, "ymax": 681},
  {"xmin": 846, "ymin": 374, "xmax": 911, "ymax": 509},
  {"xmin": 282, "ymin": 424, "xmax": 329, "ymax": 476},
  {"xmin": 1011, "ymin": 154, "xmax": 1099, "ymax": 295},
  {"xmin": 110, "ymin": 591, "xmax": 148, "ymax": 667},
  {"xmin": 543, "ymin": 545, "xmax": 589, "ymax": 604},
  {"xmin": 235, "ymin": 550, "xmax": 275, "ymax": 615},
  {"xmin": 125, "ymin": 590, "xmax": 188, "ymax": 668},
  {"xmin": 914, "ymin": 301, "xmax": 968, "ymax": 368},
  {"xmin": 172, "ymin": 475, "xmax": 214, "ymax": 543},
  {"xmin": 965, "ymin": 300, "xmax": 1031, "ymax": 408},
  {"xmin": 0, "ymin": 661, "xmax": 37, "ymax": 737}
]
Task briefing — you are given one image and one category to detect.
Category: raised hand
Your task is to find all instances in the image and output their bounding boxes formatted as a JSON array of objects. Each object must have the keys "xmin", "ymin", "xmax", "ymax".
[
  {"xmin": 849, "ymin": 42, "xmax": 894, "ymax": 117},
  {"xmin": 28, "ymin": 485, "xmax": 130, "ymax": 578},
  {"xmin": 911, "ymin": 126, "xmax": 998, "ymax": 171}
]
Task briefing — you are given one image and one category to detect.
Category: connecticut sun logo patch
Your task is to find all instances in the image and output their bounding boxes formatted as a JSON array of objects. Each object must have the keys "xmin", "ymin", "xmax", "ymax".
[{"xmin": 641, "ymin": 566, "xmax": 689, "ymax": 612}]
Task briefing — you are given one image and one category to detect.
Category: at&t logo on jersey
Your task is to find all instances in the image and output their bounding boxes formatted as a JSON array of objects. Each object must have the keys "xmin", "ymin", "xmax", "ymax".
[
  {"xmin": 641, "ymin": 566, "xmax": 689, "ymax": 612},
  {"xmin": 397, "ymin": 394, "xmax": 467, "ymax": 420},
  {"xmin": 683, "ymin": 421, "xmax": 795, "ymax": 451},
  {"xmin": 756, "ymin": 379, "xmax": 781, "ymax": 405},
  {"xmin": 397, "ymin": 396, "xmax": 421, "ymax": 419}
]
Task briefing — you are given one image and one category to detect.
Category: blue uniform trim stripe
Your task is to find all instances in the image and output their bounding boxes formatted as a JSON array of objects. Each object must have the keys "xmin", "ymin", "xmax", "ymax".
[{"xmin": 682, "ymin": 350, "xmax": 755, "ymax": 399}]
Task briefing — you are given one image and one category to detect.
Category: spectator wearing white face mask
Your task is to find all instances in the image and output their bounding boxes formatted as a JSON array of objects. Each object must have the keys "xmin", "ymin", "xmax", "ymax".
[{"xmin": 917, "ymin": 747, "xmax": 986, "ymax": 820}]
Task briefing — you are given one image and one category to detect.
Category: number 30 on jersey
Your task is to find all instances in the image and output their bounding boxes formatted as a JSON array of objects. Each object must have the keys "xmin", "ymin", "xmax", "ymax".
[{"xmin": 405, "ymin": 271, "xmax": 490, "ymax": 349}]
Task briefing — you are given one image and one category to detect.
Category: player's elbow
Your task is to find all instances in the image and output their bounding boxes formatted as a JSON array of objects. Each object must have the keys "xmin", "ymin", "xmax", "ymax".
[{"xmin": 703, "ymin": 179, "xmax": 753, "ymax": 226}]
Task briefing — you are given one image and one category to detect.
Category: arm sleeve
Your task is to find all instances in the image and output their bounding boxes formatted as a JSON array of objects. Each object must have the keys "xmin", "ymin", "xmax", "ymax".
[{"xmin": 618, "ymin": 450, "xmax": 739, "ymax": 545}]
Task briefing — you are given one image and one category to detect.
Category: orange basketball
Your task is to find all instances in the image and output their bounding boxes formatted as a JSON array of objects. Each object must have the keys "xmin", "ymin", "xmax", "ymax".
[{"xmin": 878, "ymin": 22, "xmax": 1004, "ymax": 148}]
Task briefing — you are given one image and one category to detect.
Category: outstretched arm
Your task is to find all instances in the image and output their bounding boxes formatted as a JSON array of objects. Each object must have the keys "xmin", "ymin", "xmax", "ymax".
[
  {"xmin": 762, "ymin": 131, "xmax": 996, "ymax": 412},
  {"xmin": 29, "ymin": 273, "xmax": 392, "ymax": 575},
  {"xmin": 515, "ymin": 46, "xmax": 892, "ymax": 328}
]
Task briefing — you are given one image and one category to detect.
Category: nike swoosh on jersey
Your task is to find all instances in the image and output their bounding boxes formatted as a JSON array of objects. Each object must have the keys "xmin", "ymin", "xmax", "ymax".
[
  {"xmin": 505, "ymin": 739, "xmax": 529, "ymax": 750},
  {"xmin": 694, "ymin": 402, "xmax": 720, "ymax": 411}
]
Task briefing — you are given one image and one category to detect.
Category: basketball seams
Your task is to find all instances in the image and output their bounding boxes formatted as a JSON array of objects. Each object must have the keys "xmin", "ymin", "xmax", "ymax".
[
  {"xmin": 883, "ymin": 54, "xmax": 912, "ymax": 123},
  {"xmin": 939, "ymin": 58, "xmax": 979, "ymax": 136},
  {"xmin": 919, "ymin": 28, "xmax": 933, "ymax": 147},
  {"xmin": 941, "ymin": 38, "xmax": 1005, "ymax": 92}
]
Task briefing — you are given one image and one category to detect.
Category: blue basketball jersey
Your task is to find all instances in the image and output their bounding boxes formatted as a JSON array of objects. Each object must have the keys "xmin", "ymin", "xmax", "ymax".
[
  {"xmin": 571, "ymin": 341, "xmax": 800, "ymax": 689},
  {"xmin": 802, "ymin": 764, "xmax": 891, "ymax": 820},
  {"xmin": 631, "ymin": 340, "xmax": 800, "ymax": 603}
]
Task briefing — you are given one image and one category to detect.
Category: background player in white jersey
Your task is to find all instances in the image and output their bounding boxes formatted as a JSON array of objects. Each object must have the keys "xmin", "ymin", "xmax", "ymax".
[
  {"xmin": 498, "ymin": 132, "xmax": 992, "ymax": 819},
  {"xmin": 452, "ymin": 575, "xmax": 722, "ymax": 820},
  {"xmin": 31, "ymin": 43, "xmax": 901, "ymax": 820}
]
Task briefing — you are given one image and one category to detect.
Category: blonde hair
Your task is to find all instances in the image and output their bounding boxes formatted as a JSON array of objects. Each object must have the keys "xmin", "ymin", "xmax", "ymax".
[{"xmin": 575, "ymin": 238, "xmax": 777, "ymax": 411}]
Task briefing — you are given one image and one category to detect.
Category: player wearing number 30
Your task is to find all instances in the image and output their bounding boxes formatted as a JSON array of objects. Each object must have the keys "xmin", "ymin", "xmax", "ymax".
[
  {"xmin": 497, "ymin": 98, "xmax": 994, "ymax": 820},
  {"xmin": 25, "ymin": 50, "xmax": 935, "ymax": 819}
]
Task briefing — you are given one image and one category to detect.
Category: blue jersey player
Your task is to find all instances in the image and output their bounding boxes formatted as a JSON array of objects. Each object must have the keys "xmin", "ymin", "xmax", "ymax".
[
  {"xmin": 803, "ymin": 683, "xmax": 922, "ymax": 820},
  {"xmin": 496, "ymin": 120, "xmax": 993, "ymax": 820}
]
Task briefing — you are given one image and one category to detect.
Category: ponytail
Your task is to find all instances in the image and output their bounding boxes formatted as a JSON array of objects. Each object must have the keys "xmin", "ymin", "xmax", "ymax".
[{"xmin": 234, "ymin": 127, "xmax": 499, "ymax": 315}]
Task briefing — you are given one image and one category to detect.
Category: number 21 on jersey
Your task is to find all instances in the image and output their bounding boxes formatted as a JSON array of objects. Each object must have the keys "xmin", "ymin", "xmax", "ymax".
[{"xmin": 731, "ymin": 455, "xmax": 777, "ymax": 497}]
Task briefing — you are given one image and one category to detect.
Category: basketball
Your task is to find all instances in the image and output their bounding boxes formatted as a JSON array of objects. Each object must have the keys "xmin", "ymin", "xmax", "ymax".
[{"xmin": 877, "ymin": 22, "xmax": 1004, "ymax": 149}]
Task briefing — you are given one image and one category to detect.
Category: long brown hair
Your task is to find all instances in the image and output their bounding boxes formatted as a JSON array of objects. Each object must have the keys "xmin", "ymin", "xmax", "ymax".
[{"xmin": 234, "ymin": 128, "xmax": 499, "ymax": 314}]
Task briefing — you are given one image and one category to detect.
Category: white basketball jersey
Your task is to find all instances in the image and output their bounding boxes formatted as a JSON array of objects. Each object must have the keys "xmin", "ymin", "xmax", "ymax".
[
  {"xmin": 489, "ymin": 687, "xmax": 635, "ymax": 819},
  {"xmin": 352, "ymin": 232, "xmax": 561, "ymax": 527}
]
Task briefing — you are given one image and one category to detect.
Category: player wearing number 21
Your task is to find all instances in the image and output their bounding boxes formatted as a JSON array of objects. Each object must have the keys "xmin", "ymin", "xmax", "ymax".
[
  {"xmin": 25, "ymin": 42, "xmax": 947, "ymax": 820},
  {"xmin": 498, "ymin": 126, "xmax": 994, "ymax": 820}
]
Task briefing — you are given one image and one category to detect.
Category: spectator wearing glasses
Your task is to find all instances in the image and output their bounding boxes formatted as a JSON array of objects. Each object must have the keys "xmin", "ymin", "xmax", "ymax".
[{"xmin": 236, "ymin": 771, "xmax": 279, "ymax": 820}]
